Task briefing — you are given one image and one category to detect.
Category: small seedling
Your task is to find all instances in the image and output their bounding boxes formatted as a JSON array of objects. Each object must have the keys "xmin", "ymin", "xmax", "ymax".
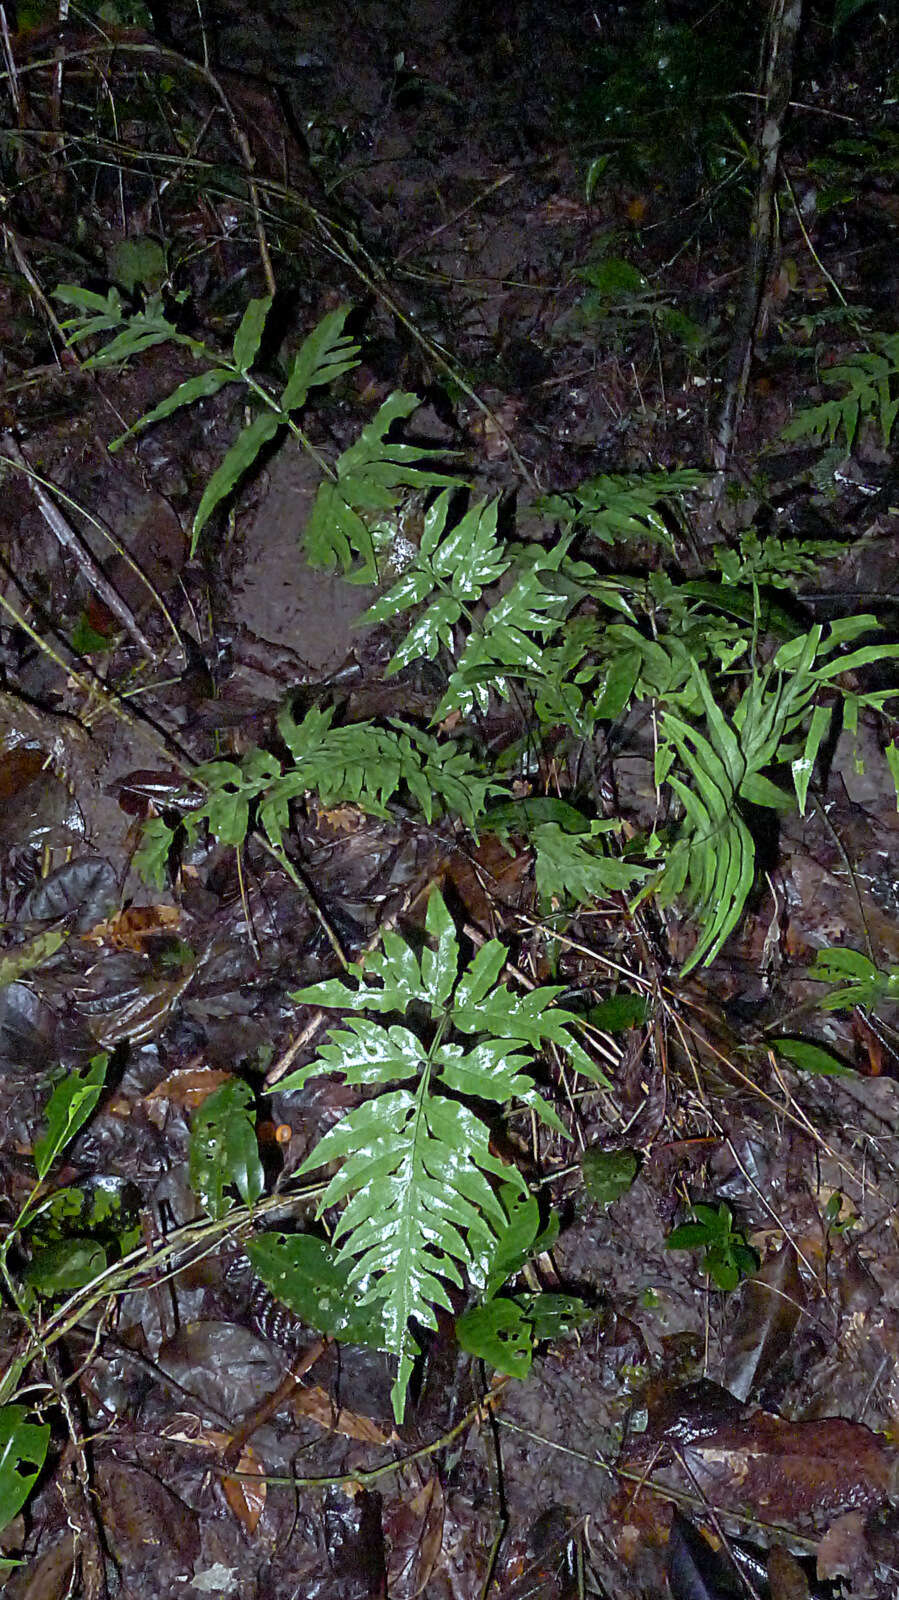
[
  {"xmin": 665, "ymin": 1201, "xmax": 759, "ymax": 1291},
  {"xmin": 823, "ymin": 1191, "xmax": 858, "ymax": 1236}
]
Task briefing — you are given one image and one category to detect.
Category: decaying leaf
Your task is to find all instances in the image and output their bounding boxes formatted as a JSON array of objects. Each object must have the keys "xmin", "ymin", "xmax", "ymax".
[
  {"xmin": 83, "ymin": 904, "xmax": 181, "ymax": 950},
  {"xmin": 384, "ymin": 1476, "xmax": 445, "ymax": 1600},
  {"xmin": 679, "ymin": 1410, "xmax": 896, "ymax": 1526},
  {"xmin": 721, "ymin": 1243, "xmax": 807, "ymax": 1402},
  {"xmin": 292, "ymin": 1385, "xmax": 391, "ymax": 1445},
  {"xmin": 144, "ymin": 1065, "xmax": 235, "ymax": 1113}
]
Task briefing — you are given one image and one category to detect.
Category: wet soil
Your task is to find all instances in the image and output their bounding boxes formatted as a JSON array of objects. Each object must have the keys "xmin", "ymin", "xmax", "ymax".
[{"xmin": 2, "ymin": 1, "xmax": 899, "ymax": 1597}]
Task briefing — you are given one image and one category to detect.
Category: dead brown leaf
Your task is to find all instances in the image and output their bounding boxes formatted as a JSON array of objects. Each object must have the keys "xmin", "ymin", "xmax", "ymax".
[
  {"xmin": 680, "ymin": 1411, "xmax": 896, "ymax": 1526},
  {"xmin": 83, "ymin": 904, "xmax": 181, "ymax": 950},
  {"xmin": 384, "ymin": 1476, "xmax": 445, "ymax": 1600},
  {"xmin": 144, "ymin": 1065, "xmax": 234, "ymax": 1111},
  {"xmin": 222, "ymin": 1446, "xmax": 266, "ymax": 1535},
  {"xmin": 292, "ymin": 1384, "xmax": 392, "ymax": 1444}
]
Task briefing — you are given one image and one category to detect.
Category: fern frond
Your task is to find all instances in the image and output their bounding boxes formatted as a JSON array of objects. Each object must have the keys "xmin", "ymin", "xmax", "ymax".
[
  {"xmin": 536, "ymin": 468, "xmax": 705, "ymax": 546},
  {"xmin": 362, "ymin": 493, "xmax": 509, "ymax": 673},
  {"xmin": 304, "ymin": 394, "xmax": 459, "ymax": 581},
  {"xmin": 782, "ymin": 333, "xmax": 899, "ymax": 451},
  {"xmin": 277, "ymin": 890, "xmax": 595, "ymax": 1419}
]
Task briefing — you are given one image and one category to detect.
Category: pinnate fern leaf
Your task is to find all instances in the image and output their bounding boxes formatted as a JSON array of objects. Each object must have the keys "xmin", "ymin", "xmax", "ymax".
[
  {"xmin": 362, "ymin": 492, "xmax": 509, "ymax": 673},
  {"xmin": 782, "ymin": 334, "xmax": 899, "ymax": 451},
  {"xmin": 304, "ymin": 393, "xmax": 458, "ymax": 581},
  {"xmin": 536, "ymin": 468, "xmax": 704, "ymax": 546},
  {"xmin": 276, "ymin": 891, "xmax": 598, "ymax": 1419}
]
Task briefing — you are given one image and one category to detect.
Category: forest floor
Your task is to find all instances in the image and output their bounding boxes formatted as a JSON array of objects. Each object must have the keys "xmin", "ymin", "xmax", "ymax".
[{"xmin": 2, "ymin": 2, "xmax": 899, "ymax": 1597}]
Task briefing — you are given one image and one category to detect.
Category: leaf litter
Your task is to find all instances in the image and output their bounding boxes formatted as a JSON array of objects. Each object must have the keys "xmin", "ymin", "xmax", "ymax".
[{"xmin": 3, "ymin": 3, "xmax": 899, "ymax": 1599}]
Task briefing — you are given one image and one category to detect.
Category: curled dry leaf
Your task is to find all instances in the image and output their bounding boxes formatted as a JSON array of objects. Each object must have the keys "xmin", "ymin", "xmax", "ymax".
[
  {"xmin": 83, "ymin": 904, "xmax": 181, "ymax": 950},
  {"xmin": 722, "ymin": 1242, "xmax": 807, "ymax": 1403},
  {"xmin": 384, "ymin": 1476, "xmax": 445, "ymax": 1600},
  {"xmin": 221, "ymin": 1446, "xmax": 266, "ymax": 1536},
  {"xmin": 144, "ymin": 1065, "xmax": 235, "ymax": 1113},
  {"xmin": 292, "ymin": 1384, "xmax": 392, "ymax": 1445}
]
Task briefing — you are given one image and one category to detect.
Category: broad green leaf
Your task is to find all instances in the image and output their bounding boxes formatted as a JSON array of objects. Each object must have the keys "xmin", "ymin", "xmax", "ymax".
[
  {"xmin": 436, "ymin": 1042, "xmax": 569, "ymax": 1136},
  {"xmin": 808, "ymin": 946, "xmax": 899, "ymax": 1011},
  {"xmin": 0, "ymin": 930, "xmax": 66, "ymax": 988},
  {"xmin": 738, "ymin": 772, "xmax": 795, "ymax": 811},
  {"xmin": 423, "ymin": 889, "xmax": 459, "ymax": 1008},
  {"xmin": 54, "ymin": 283, "xmax": 123, "ymax": 315},
  {"xmin": 24, "ymin": 1239, "xmax": 105, "ymax": 1295},
  {"xmin": 303, "ymin": 393, "xmax": 457, "ymax": 580},
  {"xmin": 245, "ymin": 1233, "xmax": 386, "ymax": 1346},
  {"xmin": 810, "ymin": 946, "xmax": 878, "ymax": 983},
  {"xmin": 532, "ymin": 822, "xmax": 648, "ymax": 910},
  {"xmin": 455, "ymin": 1297, "xmax": 534, "ymax": 1379},
  {"xmin": 34, "ymin": 1055, "xmax": 109, "ymax": 1180},
  {"xmin": 582, "ymin": 1147, "xmax": 639, "ymax": 1206},
  {"xmin": 813, "ymin": 642, "xmax": 899, "ymax": 680},
  {"xmin": 524, "ymin": 1291, "xmax": 592, "ymax": 1341},
  {"xmin": 0, "ymin": 1407, "xmax": 50, "ymax": 1532},
  {"xmin": 278, "ymin": 1020, "xmax": 427, "ymax": 1092},
  {"xmin": 455, "ymin": 940, "xmax": 508, "ymax": 1010},
  {"xmin": 475, "ymin": 1184, "xmax": 555, "ymax": 1300},
  {"xmin": 587, "ymin": 994, "xmax": 647, "ymax": 1031},
  {"xmin": 296, "ymin": 1086, "xmax": 511, "ymax": 1421},
  {"xmin": 191, "ymin": 410, "xmax": 281, "ymax": 549},
  {"xmin": 231, "ymin": 294, "xmax": 272, "ymax": 373},
  {"xmin": 666, "ymin": 1221, "xmax": 715, "ymax": 1250},
  {"xmin": 110, "ymin": 367, "xmax": 236, "ymax": 451},
  {"xmin": 483, "ymin": 798, "xmax": 590, "ymax": 833},
  {"xmin": 189, "ymin": 1080, "xmax": 264, "ymax": 1220},
  {"xmin": 107, "ymin": 235, "xmax": 166, "ymax": 293},
  {"xmin": 593, "ymin": 649, "xmax": 641, "ymax": 719},
  {"xmin": 773, "ymin": 1038, "xmax": 854, "ymax": 1076}
]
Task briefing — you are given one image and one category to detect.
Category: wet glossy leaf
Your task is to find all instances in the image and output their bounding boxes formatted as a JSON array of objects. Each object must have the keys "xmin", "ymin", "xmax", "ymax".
[
  {"xmin": 33, "ymin": 1055, "xmax": 109, "ymax": 1180},
  {"xmin": 23, "ymin": 857, "xmax": 117, "ymax": 931},
  {"xmin": 774, "ymin": 1038, "xmax": 854, "ymax": 1076},
  {"xmin": 86, "ymin": 964, "xmax": 196, "ymax": 1049},
  {"xmin": 582, "ymin": 1147, "xmax": 639, "ymax": 1206},
  {"xmin": 681, "ymin": 1410, "xmax": 896, "ymax": 1525},
  {"xmin": 189, "ymin": 1080, "xmax": 264, "ymax": 1220},
  {"xmin": 0, "ymin": 1407, "xmax": 50, "ymax": 1532},
  {"xmin": 245, "ymin": 1232, "xmax": 387, "ymax": 1346},
  {"xmin": 455, "ymin": 1296, "xmax": 534, "ymax": 1379},
  {"xmin": 0, "ymin": 931, "xmax": 66, "ymax": 989}
]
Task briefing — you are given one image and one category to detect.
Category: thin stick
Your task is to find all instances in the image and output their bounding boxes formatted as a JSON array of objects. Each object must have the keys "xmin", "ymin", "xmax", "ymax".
[{"xmin": 1, "ymin": 434, "xmax": 158, "ymax": 660}]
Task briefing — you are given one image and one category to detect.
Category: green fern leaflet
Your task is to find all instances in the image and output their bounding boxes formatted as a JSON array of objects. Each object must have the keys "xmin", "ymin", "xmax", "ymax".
[{"xmin": 274, "ymin": 891, "xmax": 602, "ymax": 1420}]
